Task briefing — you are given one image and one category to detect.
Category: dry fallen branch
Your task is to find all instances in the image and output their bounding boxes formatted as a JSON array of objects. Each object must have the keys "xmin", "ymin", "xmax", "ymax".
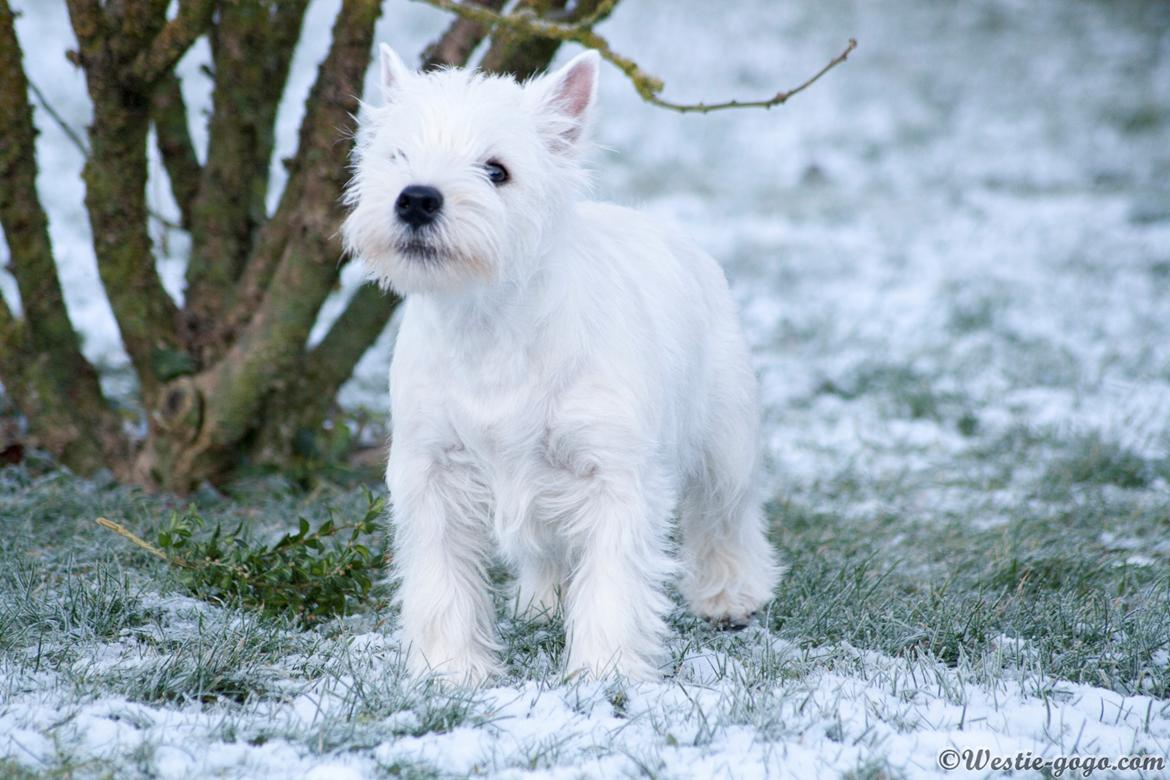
[
  {"xmin": 96, "ymin": 517, "xmax": 168, "ymax": 561},
  {"xmin": 415, "ymin": 0, "xmax": 856, "ymax": 113}
]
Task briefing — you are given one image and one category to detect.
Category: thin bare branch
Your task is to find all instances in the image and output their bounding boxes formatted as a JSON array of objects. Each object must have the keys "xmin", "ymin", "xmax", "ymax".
[
  {"xmin": 417, "ymin": 0, "xmax": 856, "ymax": 113},
  {"xmin": 27, "ymin": 77, "xmax": 90, "ymax": 154},
  {"xmin": 645, "ymin": 39, "xmax": 858, "ymax": 114}
]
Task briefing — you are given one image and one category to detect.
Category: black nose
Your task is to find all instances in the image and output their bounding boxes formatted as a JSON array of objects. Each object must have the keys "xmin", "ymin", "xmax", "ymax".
[{"xmin": 395, "ymin": 184, "xmax": 443, "ymax": 229}]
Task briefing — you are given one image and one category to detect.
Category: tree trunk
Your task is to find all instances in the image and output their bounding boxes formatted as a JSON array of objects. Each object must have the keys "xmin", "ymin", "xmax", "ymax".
[
  {"xmin": 182, "ymin": 1, "xmax": 309, "ymax": 360},
  {"xmin": 0, "ymin": 0, "xmax": 624, "ymax": 493},
  {"xmin": 132, "ymin": 0, "xmax": 382, "ymax": 491},
  {"xmin": 0, "ymin": 0, "xmax": 123, "ymax": 474}
]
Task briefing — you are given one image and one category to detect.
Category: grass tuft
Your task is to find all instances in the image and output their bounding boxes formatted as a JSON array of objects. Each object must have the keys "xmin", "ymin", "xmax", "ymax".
[{"xmin": 1043, "ymin": 432, "xmax": 1167, "ymax": 490}]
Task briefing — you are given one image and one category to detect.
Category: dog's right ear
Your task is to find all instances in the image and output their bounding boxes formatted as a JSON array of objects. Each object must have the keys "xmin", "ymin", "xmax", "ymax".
[
  {"xmin": 379, "ymin": 43, "xmax": 410, "ymax": 102},
  {"xmin": 534, "ymin": 49, "xmax": 600, "ymax": 152}
]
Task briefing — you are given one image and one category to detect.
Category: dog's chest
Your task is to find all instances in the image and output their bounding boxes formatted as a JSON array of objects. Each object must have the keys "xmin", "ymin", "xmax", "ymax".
[
  {"xmin": 444, "ymin": 363, "xmax": 571, "ymax": 533},
  {"xmin": 403, "ymin": 298, "xmax": 590, "ymax": 522},
  {"xmin": 446, "ymin": 378, "xmax": 544, "ymax": 460},
  {"xmin": 437, "ymin": 336, "xmax": 553, "ymax": 465}
]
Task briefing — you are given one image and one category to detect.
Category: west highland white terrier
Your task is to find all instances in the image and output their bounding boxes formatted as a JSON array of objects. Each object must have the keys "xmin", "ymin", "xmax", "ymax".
[{"xmin": 342, "ymin": 44, "xmax": 781, "ymax": 682}]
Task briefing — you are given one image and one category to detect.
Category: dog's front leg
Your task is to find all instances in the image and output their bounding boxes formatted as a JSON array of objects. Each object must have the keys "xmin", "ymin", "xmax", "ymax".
[
  {"xmin": 562, "ymin": 465, "xmax": 676, "ymax": 681},
  {"xmin": 389, "ymin": 450, "xmax": 500, "ymax": 683}
]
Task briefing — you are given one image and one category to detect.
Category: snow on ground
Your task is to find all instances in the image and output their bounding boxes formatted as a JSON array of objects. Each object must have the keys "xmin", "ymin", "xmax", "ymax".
[
  {"xmin": 2, "ymin": 0, "xmax": 1170, "ymax": 777},
  {"xmin": 1, "ymin": 586, "xmax": 1168, "ymax": 780}
]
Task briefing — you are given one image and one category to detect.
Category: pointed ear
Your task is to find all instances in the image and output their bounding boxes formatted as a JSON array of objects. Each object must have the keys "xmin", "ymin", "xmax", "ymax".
[
  {"xmin": 536, "ymin": 49, "xmax": 600, "ymax": 149},
  {"xmin": 379, "ymin": 43, "xmax": 410, "ymax": 102}
]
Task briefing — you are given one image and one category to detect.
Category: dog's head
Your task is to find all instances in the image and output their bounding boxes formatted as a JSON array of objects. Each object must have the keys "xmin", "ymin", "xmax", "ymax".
[{"xmin": 342, "ymin": 45, "xmax": 599, "ymax": 296}]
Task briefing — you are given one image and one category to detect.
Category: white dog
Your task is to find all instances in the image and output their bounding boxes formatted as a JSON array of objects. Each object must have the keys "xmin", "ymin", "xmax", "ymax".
[{"xmin": 342, "ymin": 44, "xmax": 780, "ymax": 682}]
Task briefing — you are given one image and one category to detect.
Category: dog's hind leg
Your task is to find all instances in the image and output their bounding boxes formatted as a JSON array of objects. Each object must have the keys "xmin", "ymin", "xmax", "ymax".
[
  {"xmin": 679, "ymin": 406, "xmax": 781, "ymax": 628},
  {"xmin": 679, "ymin": 482, "xmax": 780, "ymax": 629}
]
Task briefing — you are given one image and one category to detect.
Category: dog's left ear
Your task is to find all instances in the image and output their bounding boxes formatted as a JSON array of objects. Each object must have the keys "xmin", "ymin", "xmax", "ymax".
[
  {"xmin": 379, "ymin": 43, "xmax": 411, "ymax": 102},
  {"xmin": 535, "ymin": 49, "xmax": 600, "ymax": 151}
]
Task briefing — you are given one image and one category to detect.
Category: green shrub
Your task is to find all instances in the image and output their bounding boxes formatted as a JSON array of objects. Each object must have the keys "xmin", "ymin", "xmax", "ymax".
[{"xmin": 99, "ymin": 490, "xmax": 388, "ymax": 625}]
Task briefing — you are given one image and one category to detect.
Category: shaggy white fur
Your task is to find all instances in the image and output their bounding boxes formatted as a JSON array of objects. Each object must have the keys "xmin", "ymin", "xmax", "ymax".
[{"xmin": 342, "ymin": 44, "xmax": 780, "ymax": 682}]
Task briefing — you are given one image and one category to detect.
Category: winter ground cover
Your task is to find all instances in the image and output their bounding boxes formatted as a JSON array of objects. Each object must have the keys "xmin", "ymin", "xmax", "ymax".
[{"xmin": 2, "ymin": 0, "xmax": 1170, "ymax": 777}]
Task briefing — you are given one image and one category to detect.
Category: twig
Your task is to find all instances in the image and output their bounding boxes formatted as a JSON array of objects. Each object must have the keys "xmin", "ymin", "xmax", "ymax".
[
  {"xmin": 96, "ymin": 517, "xmax": 168, "ymax": 561},
  {"xmin": 650, "ymin": 38, "xmax": 858, "ymax": 114},
  {"xmin": 26, "ymin": 77, "xmax": 89, "ymax": 154},
  {"xmin": 26, "ymin": 77, "xmax": 185, "ymax": 232},
  {"xmin": 414, "ymin": 0, "xmax": 856, "ymax": 114},
  {"xmin": 97, "ymin": 515, "xmax": 246, "ymax": 578}
]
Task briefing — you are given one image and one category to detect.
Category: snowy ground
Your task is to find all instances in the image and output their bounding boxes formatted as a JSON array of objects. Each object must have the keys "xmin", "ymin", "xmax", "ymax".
[{"xmin": 3, "ymin": 0, "xmax": 1170, "ymax": 777}]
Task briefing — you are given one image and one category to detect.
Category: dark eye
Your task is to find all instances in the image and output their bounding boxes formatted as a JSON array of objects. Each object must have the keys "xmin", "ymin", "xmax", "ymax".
[{"xmin": 484, "ymin": 160, "xmax": 509, "ymax": 186}]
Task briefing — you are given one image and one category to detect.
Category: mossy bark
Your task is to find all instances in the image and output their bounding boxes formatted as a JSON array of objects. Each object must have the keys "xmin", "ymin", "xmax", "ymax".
[
  {"xmin": 476, "ymin": 0, "xmax": 616, "ymax": 78},
  {"xmin": 143, "ymin": 0, "xmax": 603, "ymax": 488},
  {"xmin": 479, "ymin": 0, "xmax": 568, "ymax": 79},
  {"xmin": 67, "ymin": 0, "xmax": 184, "ymax": 407},
  {"xmin": 150, "ymin": 73, "xmax": 201, "ymax": 231},
  {"xmin": 183, "ymin": 0, "xmax": 309, "ymax": 360},
  {"xmin": 421, "ymin": 0, "xmax": 507, "ymax": 71},
  {"xmin": 0, "ymin": 0, "xmax": 123, "ymax": 473},
  {"xmin": 134, "ymin": 0, "xmax": 382, "ymax": 491},
  {"xmin": 250, "ymin": 284, "xmax": 402, "ymax": 465}
]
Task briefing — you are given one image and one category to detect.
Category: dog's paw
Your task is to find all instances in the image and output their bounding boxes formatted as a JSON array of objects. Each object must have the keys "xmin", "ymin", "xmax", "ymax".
[
  {"xmin": 690, "ymin": 589, "xmax": 767, "ymax": 629},
  {"xmin": 709, "ymin": 612, "xmax": 755, "ymax": 632}
]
